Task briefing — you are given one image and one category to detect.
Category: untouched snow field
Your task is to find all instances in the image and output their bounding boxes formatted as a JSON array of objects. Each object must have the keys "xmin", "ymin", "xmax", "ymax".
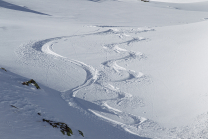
[{"xmin": 1, "ymin": 0, "xmax": 208, "ymax": 138}]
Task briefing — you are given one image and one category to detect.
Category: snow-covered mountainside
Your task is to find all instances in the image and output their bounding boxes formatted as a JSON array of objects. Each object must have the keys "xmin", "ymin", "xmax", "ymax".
[
  {"xmin": 1, "ymin": 0, "xmax": 208, "ymax": 138},
  {"xmin": 151, "ymin": 0, "xmax": 208, "ymax": 3}
]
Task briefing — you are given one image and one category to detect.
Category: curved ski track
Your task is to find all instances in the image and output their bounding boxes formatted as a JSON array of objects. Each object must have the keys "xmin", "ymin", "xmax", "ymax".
[{"xmin": 15, "ymin": 27, "xmax": 173, "ymax": 138}]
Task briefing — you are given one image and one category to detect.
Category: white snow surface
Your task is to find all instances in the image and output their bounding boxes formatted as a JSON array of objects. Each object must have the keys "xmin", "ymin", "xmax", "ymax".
[
  {"xmin": 151, "ymin": 0, "xmax": 208, "ymax": 3},
  {"xmin": 1, "ymin": 0, "xmax": 208, "ymax": 138}
]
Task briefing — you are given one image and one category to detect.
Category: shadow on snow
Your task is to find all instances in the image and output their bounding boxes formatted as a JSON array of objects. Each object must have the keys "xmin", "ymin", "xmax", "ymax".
[{"xmin": 0, "ymin": 0, "xmax": 50, "ymax": 16}]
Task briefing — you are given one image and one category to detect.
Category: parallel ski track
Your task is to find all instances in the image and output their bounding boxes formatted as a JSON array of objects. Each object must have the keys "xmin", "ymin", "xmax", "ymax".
[{"xmin": 15, "ymin": 27, "xmax": 170, "ymax": 138}]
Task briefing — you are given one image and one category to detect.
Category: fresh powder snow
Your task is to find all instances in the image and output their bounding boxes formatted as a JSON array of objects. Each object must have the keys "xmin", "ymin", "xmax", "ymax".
[{"xmin": 1, "ymin": 0, "xmax": 208, "ymax": 138}]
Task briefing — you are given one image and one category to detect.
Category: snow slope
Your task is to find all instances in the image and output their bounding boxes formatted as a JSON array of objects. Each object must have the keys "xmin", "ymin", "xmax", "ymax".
[
  {"xmin": 1, "ymin": 0, "xmax": 208, "ymax": 138},
  {"xmin": 151, "ymin": 0, "xmax": 208, "ymax": 3},
  {"xmin": 0, "ymin": 69, "xmax": 145, "ymax": 139}
]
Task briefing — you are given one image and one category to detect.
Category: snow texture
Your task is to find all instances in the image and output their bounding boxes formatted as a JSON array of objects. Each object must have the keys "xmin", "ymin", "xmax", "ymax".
[{"xmin": 1, "ymin": 0, "xmax": 208, "ymax": 138}]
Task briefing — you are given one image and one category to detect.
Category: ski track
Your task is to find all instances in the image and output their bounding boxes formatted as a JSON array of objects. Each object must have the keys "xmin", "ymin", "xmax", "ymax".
[
  {"xmin": 15, "ymin": 27, "xmax": 168, "ymax": 138},
  {"xmin": 16, "ymin": 26, "xmax": 208, "ymax": 139}
]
